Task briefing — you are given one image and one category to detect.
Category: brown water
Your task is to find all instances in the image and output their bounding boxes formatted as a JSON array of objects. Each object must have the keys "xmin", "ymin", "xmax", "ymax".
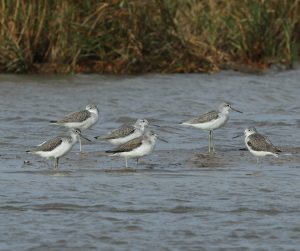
[{"xmin": 1, "ymin": 70, "xmax": 300, "ymax": 250}]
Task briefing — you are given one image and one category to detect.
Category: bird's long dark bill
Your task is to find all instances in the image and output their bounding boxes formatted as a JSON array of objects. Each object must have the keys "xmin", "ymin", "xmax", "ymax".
[
  {"xmin": 231, "ymin": 107, "xmax": 243, "ymax": 113},
  {"xmin": 232, "ymin": 133, "xmax": 243, "ymax": 139},
  {"xmin": 151, "ymin": 124, "xmax": 161, "ymax": 127},
  {"xmin": 158, "ymin": 137, "xmax": 168, "ymax": 143},
  {"xmin": 80, "ymin": 134, "xmax": 92, "ymax": 142}
]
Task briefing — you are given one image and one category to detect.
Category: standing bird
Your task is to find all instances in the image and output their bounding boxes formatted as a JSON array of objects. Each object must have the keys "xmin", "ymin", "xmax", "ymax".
[
  {"xmin": 106, "ymin": 131, "xmax": 167, "ymax": 168},
  {"xmin": 95, "ymin": 119, "xmax": 149, "ymax": 145},
  {"xmin": 26, "ymin": 129, "xmax": 91, "ymax": 169},
  {"xmin": 181, "ymin": 102, "xmax": 242, "ymax": 153},
  {"xmin": 50, "ymin": 104, "xmax": 99, "ymax": 152},
  {"xmin": 243, "ymin": 127, "xmax": 281, "ymax": 164}
]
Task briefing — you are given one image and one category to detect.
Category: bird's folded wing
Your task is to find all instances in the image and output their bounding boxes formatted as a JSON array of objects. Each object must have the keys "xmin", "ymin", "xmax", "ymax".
[
  {"xmin": 34, "ymin": 137, "xmax": 63, "ymax": 152},
  {"xmin": 57, "ymin": 110, "xmax": 90, "ymax": 123},
  {"xmin": 248, "ymin": 134, "xmax": 279, "ymax": 153},
  {"xmin": 185, "ymin": 111, "xmax": 219, "ymax": 124},
  {"xmin": 107, "ymin": 136, "xmax": 143, "ymax": 153},
  {"xmin": 102, "ymin": 126, "xmax": 135, "ymax": 140}
]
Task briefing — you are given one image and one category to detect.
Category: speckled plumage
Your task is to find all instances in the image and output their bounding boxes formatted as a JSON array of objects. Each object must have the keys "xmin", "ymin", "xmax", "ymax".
[
  {"xmin": 247, "ymin": 133, "xmax": 280, "ymax": 154},
  {"xmin": 101, "ymin": 126, "xmax": 135, "ymax": 140},
  {"xmin": 54, "ymin": 110, "xmax": 91, "ymax": 123},
  {"xmin": 185, "ymin": 111, "xmax": 219, "ymax": 124},
  {"xmin": 106, "ymin": 136, "xmax": 143, "ymax": 153},
  {"xmin": 33, "ymin": 136, "xmax": 64, "ymax": 152}
]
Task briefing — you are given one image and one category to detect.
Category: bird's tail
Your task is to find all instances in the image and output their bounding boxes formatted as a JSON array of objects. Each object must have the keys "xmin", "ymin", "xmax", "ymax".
[
  {"xmin": 95, "ymin": 135, "xmax": 107, "ymax": 140},
  {"xmin": 105, "ymin": 150, "xmax": 115, "ymax": 154},
  {"xmin": 180, "ymin": 122, "xmax": 189, "ymax": 126}
]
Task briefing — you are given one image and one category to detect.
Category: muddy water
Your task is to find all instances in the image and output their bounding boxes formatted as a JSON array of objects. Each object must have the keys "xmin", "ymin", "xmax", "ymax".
[{"xmin": 1, "ymin": 70, "xmax": 300, "ymax": 250}]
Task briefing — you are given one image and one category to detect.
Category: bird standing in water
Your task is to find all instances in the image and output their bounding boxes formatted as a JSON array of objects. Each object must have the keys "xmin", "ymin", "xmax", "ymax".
[
  {"xmin": 181, "ymin": 102, "xmax": 242, "ymax": 154},
  {"xmin": 95, "ymin": 119, "xmax": 149, "ymax": 145},
  {"xmin": 50, "ymin": 104, "xmax": 99, "ymax": 152},
  {"xmin": 26, "ymin": 129, "xmax": 91, "ymax": 169},
  {"xmin": 243, "ymin": 127, "xmax": 281, "ymax": 164},
  {"xmin": 106, "ymin": 131, "xmax": 167, "ymax": 168}
]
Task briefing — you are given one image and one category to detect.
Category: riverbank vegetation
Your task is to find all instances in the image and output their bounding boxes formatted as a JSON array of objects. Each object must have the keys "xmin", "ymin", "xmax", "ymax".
[{"xmin": 0, "ymin": 0, "xmax": 299, "ymax": 74}]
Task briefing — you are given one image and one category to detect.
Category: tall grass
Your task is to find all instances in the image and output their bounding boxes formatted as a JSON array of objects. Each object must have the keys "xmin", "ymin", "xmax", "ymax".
[{"xmin": 0, "ymin": 0, "xmax": 299, "ymax": 73}]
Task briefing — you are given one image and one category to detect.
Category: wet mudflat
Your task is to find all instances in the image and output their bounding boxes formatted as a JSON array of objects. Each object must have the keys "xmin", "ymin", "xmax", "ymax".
[{"xmin": 1, "ymin": 70, "xmax": 300, "ymax": 250}]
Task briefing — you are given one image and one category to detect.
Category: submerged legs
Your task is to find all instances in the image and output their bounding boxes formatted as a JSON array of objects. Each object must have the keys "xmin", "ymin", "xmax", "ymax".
[
  {"xmin": 125, "ymin": 157, "xmax": 128, "ymax": 168},
  {"xmin": 208, "ymin": 130, "xmax": 215, "ymax": 155},
  {"xmin": 211, "ymin": 130, "xmax": 215, "ymax": 153},
  {"xmin": 53, "ymin": 158, "xmax": 59, "ymax": 169},
  {"xmin": 208, "ymin": 131, "xmax": 212, "ymax": 153}
]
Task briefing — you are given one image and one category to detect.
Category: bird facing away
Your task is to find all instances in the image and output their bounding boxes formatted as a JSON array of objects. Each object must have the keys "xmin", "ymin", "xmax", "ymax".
[
  {"xmin": 26, "ymin": 129, "xmax": 91, "ymax": 169},
  {"xmin": 244, "ymin": 127, "xmax": 281, "ymax": 164},
  {"xmin": 181, "ymin": 102, "xmax": 242, "ymax": 154},
  {"xmin": 50, "ymin": 104, "xmax": 99, "ymax": 152},
  {"xmin": 95, "ymin": 119, "xmax": 149, "ymax": 145},
  {"xmin": 105, "ymin": 131, "xmax": 166, "ymax": 168}
]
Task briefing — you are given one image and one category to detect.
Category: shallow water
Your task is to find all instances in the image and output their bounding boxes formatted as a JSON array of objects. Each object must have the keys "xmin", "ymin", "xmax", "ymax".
[{"xmin": 1, "ymin": 70, "xmax": 300, "ymax": 250}]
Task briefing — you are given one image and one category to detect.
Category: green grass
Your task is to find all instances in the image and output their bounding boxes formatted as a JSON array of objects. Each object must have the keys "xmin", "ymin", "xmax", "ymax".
[{"xmin": 0, "ymin": 0, "xmax": 299, "ymax": 73}]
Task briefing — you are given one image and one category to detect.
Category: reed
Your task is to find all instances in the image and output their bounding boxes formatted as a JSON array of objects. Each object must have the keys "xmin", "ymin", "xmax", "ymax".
[{"xmin": 0, "ymin": 0, "xmax": 299, "ymax": 73}]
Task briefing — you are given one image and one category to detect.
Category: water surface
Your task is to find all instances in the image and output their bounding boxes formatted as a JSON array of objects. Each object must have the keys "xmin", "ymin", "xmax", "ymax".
[{"xmin": 1, "ymin": 70, "xmax": 300, "ymax": 250}]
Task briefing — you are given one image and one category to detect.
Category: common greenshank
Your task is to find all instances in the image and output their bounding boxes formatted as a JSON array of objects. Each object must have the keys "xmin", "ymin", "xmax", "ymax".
[
  {"xmin": 26, "ymin": 129, "xmax": 91, "ymax": 169},
  {"xmin": 181, "ymin": 102, "xmax": 242, "ymax": 154},
  {"xmin": 50, "ymin": 104, "xmax": 99, "ymax": 152}
]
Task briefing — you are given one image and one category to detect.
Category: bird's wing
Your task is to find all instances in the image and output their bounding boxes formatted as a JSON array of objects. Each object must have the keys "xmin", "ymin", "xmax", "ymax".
[
  {"xmin": 248, "ymin": 134, "xmax": 279, "ymax": 153},
  {"xmin": 34, "ymin": 136, "xmax": 63, "ymax": 152},
  {"xmin": 185, "ymin": 111, "xmax": 219, "ymax": 124},
  {"xmin": 102, "ymin": 126, "xmax": 135, "ymax": 140},
  {"xmin": 57, "ymin": 110, "xmax": 91, "ymax": 123},
  {"xmin": 106, "ymin": 136, "xmax": 143, "ymax": 153}
]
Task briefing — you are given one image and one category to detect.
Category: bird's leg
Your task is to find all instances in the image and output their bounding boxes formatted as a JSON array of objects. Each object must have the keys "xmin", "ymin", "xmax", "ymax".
[
  {"xmin": 54, "ymin": 158, "xmax": 59, "ymax": 169},
  {"xmin": 79, "ymin": 138, "xmax": 82, "ymax": 153},
  {"xmin": 211, "ymin": 130, "xmax": 215, "ymax": 153},
  {"xmin": 53, "ymin": 158, "xmax": 56, "ymax": 169},
  {"xmin": 208, "ymin": 131, "xmax": 211, "ymax": 153},
  {"xmin": 136, "ymin": 158, "xmax": 139, "ymax": 166},
  {"xmin": 251, "ymin": 157, "xmax": 262, "ymax": 176},
  {"xmin": 125, "ymin": 157, "xmax": 128, "ymax": 168}
]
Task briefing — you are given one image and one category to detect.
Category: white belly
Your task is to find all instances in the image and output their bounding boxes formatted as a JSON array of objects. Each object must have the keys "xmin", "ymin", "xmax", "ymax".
[
  {"xmin": 35, "ymin": 141, "xmax": 75, "ymax": 159},
  {"xmin": 116, "ymin": 143, "xmax": 154, "ymax": 159},
  {"xmin": 247, "ymin": 147, "xmax": 277, "ymax": 158}
]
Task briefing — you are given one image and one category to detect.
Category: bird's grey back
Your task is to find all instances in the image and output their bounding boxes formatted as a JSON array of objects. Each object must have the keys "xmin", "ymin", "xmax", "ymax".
[
  {"xmin": 57, "ymin": 110, "xmax": 91, "ymax": 123},
  {"xmin": 187, "ymin": 111, "xmax": 219, "ymax": 124},
  {"xmin": 108, "ymin": 135, "xmax": 143, "ymax": 153},
  {"xmin": 248, "ymin": 133, "xmax": 280, "ymax": 153},
  {"xmin": 33, "ymin": 136, "xmax": 64, "ymax": 152},
  {"xmin": 103, "ymin": 126, "xmax": 135, "ymax": 139}
]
